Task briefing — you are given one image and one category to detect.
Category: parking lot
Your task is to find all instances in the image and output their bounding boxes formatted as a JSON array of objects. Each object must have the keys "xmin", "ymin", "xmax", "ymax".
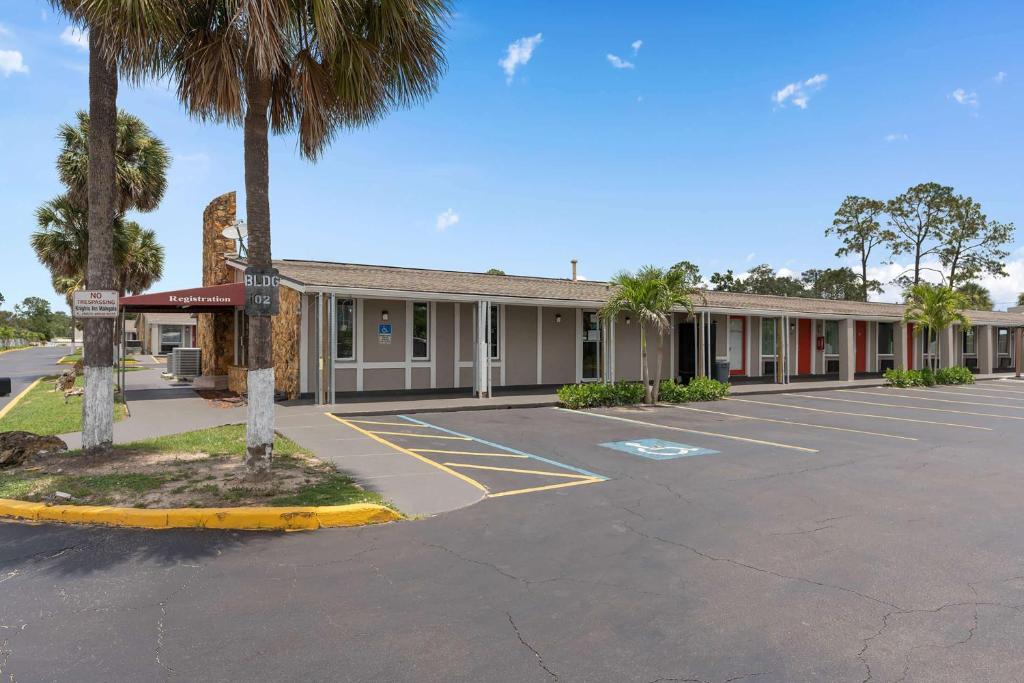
[{"xmin": 7, "ymin": 380, "xmax": 1024, "ymax": 681}]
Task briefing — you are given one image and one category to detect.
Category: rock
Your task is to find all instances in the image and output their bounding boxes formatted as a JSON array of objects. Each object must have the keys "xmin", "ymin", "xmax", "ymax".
[
  {"xmin": 52, "ymin": 491, "xmax": 73, "ymax": 502},
  {"xmin": 0, "ymin": 432, "xmax": 68, "ymax": 469}
]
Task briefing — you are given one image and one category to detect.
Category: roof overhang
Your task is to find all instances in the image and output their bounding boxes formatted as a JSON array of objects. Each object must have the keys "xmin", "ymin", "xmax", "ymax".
[{"xmin": 120, "ymin": 283, "xmax": 245, "ymax": 313}]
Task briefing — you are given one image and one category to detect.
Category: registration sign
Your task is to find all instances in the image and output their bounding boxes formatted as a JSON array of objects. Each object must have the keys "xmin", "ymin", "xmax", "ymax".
[
  {"xmin": 600, "ymin": 438, "xmax": 719, "ymax": 460},
  {"xmin": 244, "ymin": 267, "xmax": 280, "ymax": 315},
  {"xmin": 72, "ymin": 290, "xmax": 119, "ymax": 318}
]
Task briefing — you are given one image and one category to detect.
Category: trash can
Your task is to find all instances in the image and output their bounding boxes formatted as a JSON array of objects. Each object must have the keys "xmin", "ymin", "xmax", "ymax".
[
  {"xmin": 713, "ymin": 360, "xmax": 730, "ymax": 384},
  {"xmin": 0, "ymin": 377, "xmax": 10, "ymax": 396}
]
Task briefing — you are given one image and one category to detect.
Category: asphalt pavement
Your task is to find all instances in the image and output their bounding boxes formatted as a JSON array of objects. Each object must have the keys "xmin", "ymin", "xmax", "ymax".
[
  {"xmin": 0, "ymin": 345, "xmax": 66, "ymax": 411},
  {"xmin": 5, "ymin": 383, "xmax": 1024, "ymax": 681}
]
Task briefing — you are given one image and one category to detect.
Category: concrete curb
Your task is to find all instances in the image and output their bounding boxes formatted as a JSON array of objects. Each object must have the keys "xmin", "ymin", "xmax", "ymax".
[
  {"xmin": 0, "ymin": 377, "xmax": 43, "ymax": 421},
  {"xmin": 0, "ymin": 499, "xmax": 402, "ymax": 531},
  {"xmin": 338, "ymin": 399, "xmax": 559, "ymax": 418}
]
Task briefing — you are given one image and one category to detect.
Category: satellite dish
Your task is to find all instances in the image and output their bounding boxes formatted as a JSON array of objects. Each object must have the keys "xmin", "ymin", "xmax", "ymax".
[{"xmin": 222, "ymin": 220, "xmax": 248, "ymax": 239}]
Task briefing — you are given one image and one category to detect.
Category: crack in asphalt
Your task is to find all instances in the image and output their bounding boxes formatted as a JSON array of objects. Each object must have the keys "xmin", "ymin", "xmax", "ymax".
[
  {"xmin": 622, "ymin": 523, "xmax": 902, "ymax": 610},
  {"xmin": 769, "ymin": 525, "xmax": 834, "ymax": 536},
  {"xmin": 735, "ymin": 459, "xmax": 859, "ymax": 482},
  {"xmin": 646, "ymin": 673, "xmax": 771, "ymax": 683},
  {"xmin": 506, "ymin": 612, "xmax": 557, "ymax": 679}
]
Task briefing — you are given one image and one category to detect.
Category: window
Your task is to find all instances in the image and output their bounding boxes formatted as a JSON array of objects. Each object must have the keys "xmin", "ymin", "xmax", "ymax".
[
  {"xmin": 412, "ymin": 302, "xmax": 429, "ymax": 360},
  {"xmin": 998, "ymin": 328, "xmax": 1010, "ymax": 355},
  {"xmin": 963, "ymin": 328, "xmax": 976, "ymax": 355},
  {"xmin": 336, "ymin": 299, "xmax": 354, "ymax": 360},
  {"xmin": 878, "ymin": 322, "xmax": 894, "ymax": 355},
  {"xmin": 489, "ymin": 305, "xmax": 500, "ymax": 359},
  {"xmin": 235, "ymin": 311, "xmax": 249, "ymax": 365},
  {"xmin": 760, "ymin": 319, "xmax": 776, "ymax": 356},
  {"xmin": 824, "ymin": 320, "xmax": 839, "ymax": 355}
]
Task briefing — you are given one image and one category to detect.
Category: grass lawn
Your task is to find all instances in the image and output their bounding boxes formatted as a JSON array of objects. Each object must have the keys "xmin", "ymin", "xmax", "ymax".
[
  {"xmin": 58, "ymin": 351, "xmax": 137, "ymax": 365},
  {"xmin": 0, "ymin": 375, "xmax": 127, "ymax": 436},
  {"xmin": 0, "ymin": 424, "xmax": 386, "ymax": 509}
]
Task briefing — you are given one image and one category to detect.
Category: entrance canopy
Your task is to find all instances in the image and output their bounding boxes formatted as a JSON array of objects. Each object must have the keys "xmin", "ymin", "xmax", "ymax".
[{"xmin": 120, "ymin": 283, "xmax": 244, "ymax": 313}]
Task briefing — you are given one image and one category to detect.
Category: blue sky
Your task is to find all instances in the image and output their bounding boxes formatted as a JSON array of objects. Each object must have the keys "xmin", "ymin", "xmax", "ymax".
[{"xmin": 1, "ymin": 1, "xmax": 1022, "ymax": 312}]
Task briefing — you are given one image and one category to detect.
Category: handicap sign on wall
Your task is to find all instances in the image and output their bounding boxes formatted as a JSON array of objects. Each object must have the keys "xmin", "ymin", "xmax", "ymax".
[
  {"xmin": 600, "ymin": 438, "xmax": 719, "ymax": 460},
  {"xmin": 378, "ymin": 323, "xmax": 393, "ymax": 335}
]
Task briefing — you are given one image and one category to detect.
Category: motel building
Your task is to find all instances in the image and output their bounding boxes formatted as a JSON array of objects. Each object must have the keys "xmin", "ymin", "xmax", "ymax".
[{"xmin": 121, "ymin": 192, "xmax": 1024, "ymax": 403}]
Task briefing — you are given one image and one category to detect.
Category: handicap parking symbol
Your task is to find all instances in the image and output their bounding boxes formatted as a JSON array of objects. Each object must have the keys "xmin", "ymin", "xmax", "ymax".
[{"xmin": 599, "ymin": 438, "xmax": 719, "ymax": 460}]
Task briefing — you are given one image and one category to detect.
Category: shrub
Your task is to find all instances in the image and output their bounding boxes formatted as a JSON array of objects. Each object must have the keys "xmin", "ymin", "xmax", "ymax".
[
  {"xmin": 885, "ymin": 365, "xmax": 973, "ymax": 388},
  {"xmin": 935, "ymin": 366, "xmax": 975, "ymax": 385},
  {"xmin": 658, "ymin": 377, "xmax": 730, "ymax": 403},
  {"xmin": 557, "ymin": 381, "xmax": 645, "ymax": 409}
]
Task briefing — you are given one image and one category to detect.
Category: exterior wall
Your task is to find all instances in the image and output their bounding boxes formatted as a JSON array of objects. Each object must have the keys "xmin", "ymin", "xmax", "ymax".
[
  {"xmin": 614, "ymin": 312, "xmax": 642, "ymax": 381},
  {"xmin": 505, "ymin": 305, "xmax": 538, "ymax": 386},
  {"xmin": 271, "ymin": 285, "xmax": 301, "ymax": 399},
  {"xmin": 434, "ymin": 303, "xmax": 455, "ymax": 389},
  {"xmin": 362, "ymin": 299, "xmax": 405, "ymax": 363},
  {"xmin": 541, "ymin": 307, "xmax": 576, "ymax": 385},
  {"xmin": 197, "ymin": 192, "xmax": 237, "ymax": 377}
]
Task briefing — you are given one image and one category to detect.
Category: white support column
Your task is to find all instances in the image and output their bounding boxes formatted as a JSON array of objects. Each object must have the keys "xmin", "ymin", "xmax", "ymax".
[
  {"xmin": 475, "ymin": 300, "xmax": 489, "ymax": 398},
  {"xmin": 314, "ymin": 293, "xmax": 322, "ymax": 405},
  {"xmin": 429, "ymin": 301, "xmax": 437, "ymax": 389},
  {"xmin": 404, "ymin": 300, "xmax": 413, "ymax": 390},
  {"xmin": 608, "ymin": 316, "xmax": 616, "ymax": 383},
  {"xmin": 894, "ymin": 321, "xmax": 908, "ymax": 371},
  {"xmin": 575, "ymin": 308, "xmax": 583, "ymax": 384},
  {"xmin": 454, "ymin": 303, "xmax": 461, "ymax": 387}
]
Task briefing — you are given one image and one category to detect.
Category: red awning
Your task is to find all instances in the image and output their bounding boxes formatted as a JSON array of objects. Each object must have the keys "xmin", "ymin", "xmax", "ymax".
[{"xmin": 119, "ymin": 283, "xmax": 245, "ymax": 312}]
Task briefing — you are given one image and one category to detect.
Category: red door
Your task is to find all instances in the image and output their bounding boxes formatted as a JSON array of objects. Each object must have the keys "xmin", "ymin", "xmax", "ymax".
[
  {"xmin": 798, "ymin": 319, "xmax": 812, "ymax": 375},
  {"xmin": 855, "ymin": 321, "xmax": 867, "ymax": 373}
]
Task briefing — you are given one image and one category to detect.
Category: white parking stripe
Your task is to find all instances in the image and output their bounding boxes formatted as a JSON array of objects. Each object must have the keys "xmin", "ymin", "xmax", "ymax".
[
  {"xmin": 797, "ymin": 393, "xmax": 1024, "ymax": 421},
  {"xmin": 670, "ymin": 404, "xmax": 917, "ymax": 440},
  {"xmin": 841, "ymin": 389, "xmax": 1024, "ymax": 410},
  {"xmin": 726, "ymin": 397, "xmax": 991, "ymax": 430}
]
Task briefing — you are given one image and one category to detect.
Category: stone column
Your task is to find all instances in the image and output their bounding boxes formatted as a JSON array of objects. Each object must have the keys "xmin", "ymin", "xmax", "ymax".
[
  {"xmin": 838, "ymin": 318, "xmax": 855, "ymax": 381},
  {"xmin": 937, "ymin": 326, "xmax": 956, "ymax": 368},
  {"xmin": 977, "ymin": 325, "xmax": 994, "ymax": 375},
  {"xmin": 197, "ymin": 192, "xmax": 238, "ymax": 378}
]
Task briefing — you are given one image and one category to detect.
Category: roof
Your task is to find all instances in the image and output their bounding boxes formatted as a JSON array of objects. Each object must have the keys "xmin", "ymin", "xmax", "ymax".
[
  {"xmin": 136, "ymin": 312, "xmax": 198, "ymax": 325},
  {"xmin": 228, "ymin": 258, "xmax": 1024, "ymax": 326}
]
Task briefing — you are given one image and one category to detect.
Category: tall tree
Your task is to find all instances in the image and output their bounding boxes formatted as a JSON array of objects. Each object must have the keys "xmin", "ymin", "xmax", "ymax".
[
  {"xmin": 886, "ymin": 182, "xmax": 954, "ymax": 288},
  {"xmin": 51, "ymin": 2, "xmax": 172, "ymax": 454},
  {"xmin": 826, "ymin": 195, "xmax": 889, "ymax": 300},
  {"xmin": 711, "ymin": 264, "xmax": 806, "ymax": 297},
  {"xmin": 166, "ymin": 0, "xmax": 451, "ymax": 476},
  {"xmin": 668, "ymin": 260, "xmax": 703, "ymax": 289},
  {"xmin": 956, "ymin": 282, "xmax": 994, "ymax": 311},
  {"xmin": 903, "ymin": 283, "xmax": 971, "ymax": 371},
  {"xmin": 800, "ymin": 267, "xmax": 864, "ymax": 301},
  {"xmin": 940, "ymin": 194, "xmax": 1014, "ymax": 287}
]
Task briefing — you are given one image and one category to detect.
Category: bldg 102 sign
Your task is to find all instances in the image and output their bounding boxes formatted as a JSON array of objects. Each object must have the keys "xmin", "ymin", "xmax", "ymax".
[{"xmin": 244, "ymin": 267, "xmax": 280, "ymax": 316}]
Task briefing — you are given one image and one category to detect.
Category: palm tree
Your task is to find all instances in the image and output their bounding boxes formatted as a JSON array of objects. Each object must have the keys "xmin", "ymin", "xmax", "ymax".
[
  {"xmin": 903, "ymin": 283, "xmax": 972, "ymax": 371},
  {"xmin": 117, "ymin": 221, "xmax": 164, "ymax": 295},
  {"xmin": 49, "ymin": 2, "xmax": 173, "ymax": 454},
  {"xmin": 165, "ymin": 0, "xmax": 451, "ymax": 476},
  {"xmin": 956, "ymin": 282, "xmax": 994, "ymax": 311},
  {"xmin": 57, "ymin": 110, "xmax": 170, "ymax": 215},
  {"xmin": 601, "ymin": 267, "xmax": 696, "ymax": 404}
]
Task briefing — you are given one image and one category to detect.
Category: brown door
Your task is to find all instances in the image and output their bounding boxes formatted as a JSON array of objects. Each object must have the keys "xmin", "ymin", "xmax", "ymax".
[
  {"xmin": 798, "ymin": 319, "xmax": 812, "ymax": 375},
  {"xmin": 856, "ymin": 321, "xmax": 867, "ymax": 373}
]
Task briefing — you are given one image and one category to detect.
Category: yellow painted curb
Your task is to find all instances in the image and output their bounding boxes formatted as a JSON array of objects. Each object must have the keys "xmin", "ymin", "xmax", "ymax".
[
  {"xmin": 0, "ymin": 499, "xmax": 401, "ymax": 532},
  {"xmin": 0, "ymin": 346, "xmax": 33, "ymax": 356},
  {"xmin": 0, "ymin": 377, "xmax": 43, "ymax": 422}
]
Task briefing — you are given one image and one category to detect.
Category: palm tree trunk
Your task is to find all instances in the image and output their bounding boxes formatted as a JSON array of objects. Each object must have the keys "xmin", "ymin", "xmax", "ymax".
[
  {"xmin": 243, "ymin": 63, "xmax": 275, "ymax": 477},
  {"xmin": 81, "ymin": 28, "xmax": 117, "ymax": 455}
]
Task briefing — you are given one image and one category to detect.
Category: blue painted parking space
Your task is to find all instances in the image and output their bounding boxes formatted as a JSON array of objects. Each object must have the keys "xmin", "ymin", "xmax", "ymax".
[{"xmin": 599, "ymin": 438, "xmax": 720, "ymax": 460}]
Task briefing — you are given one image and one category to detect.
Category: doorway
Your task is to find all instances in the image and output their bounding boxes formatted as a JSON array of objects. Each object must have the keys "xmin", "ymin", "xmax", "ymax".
[
  {"xmin": 678, "ymin": 320, "xmax": 716, "ymax": 383},
  {"xmin": 581, "ymin": 310, "xmax": 602, "ymax": 381},
  {"xmin": 798, "ymin": 319, "xmax": 812, "ymax": 375},
  {"xmin": 727, "ymin": 317, "xmax": 745, "ymax": 376}
]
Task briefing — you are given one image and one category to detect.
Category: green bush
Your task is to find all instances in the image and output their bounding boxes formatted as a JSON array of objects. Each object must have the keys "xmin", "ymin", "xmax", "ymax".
[
  {"xmin": 884, "ymin": 365, "xmax": 973, "ymax": 388},
  {"xmin": 557, "ymin": 381, "xmax": 645, "ymax": 409},
  {"xmin": 659, "ymin": 377, "xmax": 731, "ymax": 403}
]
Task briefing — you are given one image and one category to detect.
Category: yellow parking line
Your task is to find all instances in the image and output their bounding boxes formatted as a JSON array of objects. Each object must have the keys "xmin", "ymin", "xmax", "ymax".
[
  {"xmin": 728, "ymin": 397, "xmax": 991, "ymax": 430},
  {"xmin": 412, "ymin": 449, "xmax": 528, "ymax": 458},
  {"xmin": 326, "ymin": 414, "xmax": 488, "ymax": 493},
  {"xmin": 559, "ymin": 408, "xmax": 818, "ymax": 452},
  {"xmin": 489, "ymin": 479, "xmax": 603, "ymax": 498},
  {"xmin": 443, "ymin": 462, "xmax": 595, "ymax": 479},
  {"xmin": 841, "ymin": 389, "xmax": 1024, "ymax": 411},
  {"xmin": 345, "ymin": 419, "xmax": 429, "ymax": 427},
  {"xmin": 369, "ymin": 430, "xmax": 471, "ymax": 440},
  {"xmin": 669, "ymin": 404, "xmax": 917, "ymax": 440},
  {"xmin": 0, "ymin": 377, "xmax": 41, "ymax": 421},
  {"xmin": 799, "ymin": 393, "xmax": 1024, "ymax": 421}
]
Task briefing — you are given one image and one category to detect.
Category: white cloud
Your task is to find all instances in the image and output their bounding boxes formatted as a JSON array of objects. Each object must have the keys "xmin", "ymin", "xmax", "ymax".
[
  {"xmin": 864, "ymin": 257, "xmax": 1023, "ymax": 308},
  {"xmin": 0, "ymin": 23, "xmax": 10, "ymax": 37},
  {"xmin": 772, "ymin": 73, "xmax": 828, "ymax": 109},
  {"xmin": 994, "ymin": 71, "xmax": 1007, "ymax": 84},
  {"xmin": 60, "ymin": 26, "xmax": 88, "ymax": 51},
  {"xmin": 631, "ymin": 39, "xmax": 643, "ymax": 55},
  {"xmin": 884, "ymin": 132, "xmax": 908, "ymax": 142},
  {"xmin": 745, "ymin": 252, "xmax": 756, "ymax": 262},
  {"xmin": 950, "ymin": 88, "xmax": 978, "ymax": 107},
  {"xmin": 499, "ymin": 33, "xmax": 542, "ymax": 84},
  {"xmin": 776, "ymin": 267, "xmax": 797, "ymax": 278},
  {"xmin": 436, "ymin": 208, "xmax": 460, "ymax": 232},
  {"xmin": 606, "ymin": 53, "xmax": 634, "ymax": 70},
  {"xmin": 0, "ymin": 50, "xmax": 28, "ymax": 77}
]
